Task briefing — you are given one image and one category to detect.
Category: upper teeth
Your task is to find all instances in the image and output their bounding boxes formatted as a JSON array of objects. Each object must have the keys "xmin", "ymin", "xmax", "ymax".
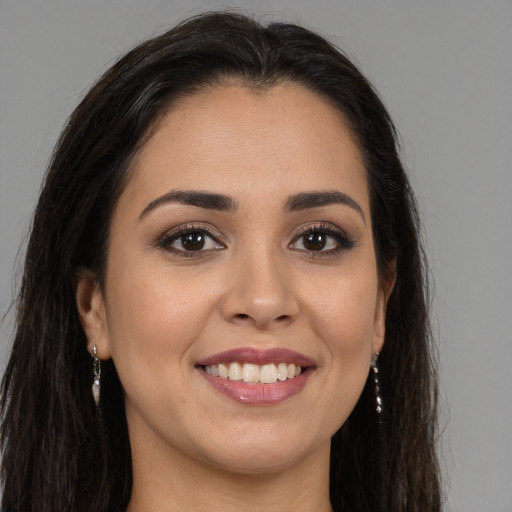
[{"xmin": 204, "ymin": 362, "xmax": 302, "ymax": 384}]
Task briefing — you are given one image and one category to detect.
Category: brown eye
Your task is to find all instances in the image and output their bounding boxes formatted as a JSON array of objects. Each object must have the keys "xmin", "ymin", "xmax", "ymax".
[
  {"xmin": 289, "ymin": 224, "xmax": 354, "ymax": 255},
  {"xmin": 158, "ymin": 226, "xmax": 225, "ymax": 256},
  {"xmin": 303, "ymin": 233, "xmax": 327, "ymax": 251},
  {"xmin": 181, "ymin": 233, "xmax": 206, "ymax": 251}
]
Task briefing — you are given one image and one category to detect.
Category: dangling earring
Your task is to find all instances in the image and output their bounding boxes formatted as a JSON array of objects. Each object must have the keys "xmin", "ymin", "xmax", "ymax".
[
  {"xmin": 370, "ymin": 353, "xmax": 383, "ymax": 420},
  {"xmin": 92, "ymin": 346, "xmax": 101, "ymax": 408}
]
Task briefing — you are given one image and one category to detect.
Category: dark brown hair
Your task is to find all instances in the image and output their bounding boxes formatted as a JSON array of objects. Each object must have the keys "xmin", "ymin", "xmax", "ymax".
[{"xmin": 1, "ymin": 11, "xmax": 441, "ymax": 511}]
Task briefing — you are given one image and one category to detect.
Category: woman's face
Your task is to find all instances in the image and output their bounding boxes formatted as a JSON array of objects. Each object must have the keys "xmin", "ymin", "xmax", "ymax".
[{"xmin": 78, "ymin": 83, "xmax": 391, "ymax": 475}]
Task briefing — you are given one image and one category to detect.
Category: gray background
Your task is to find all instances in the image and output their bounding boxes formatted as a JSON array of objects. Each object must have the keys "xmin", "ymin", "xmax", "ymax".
[{"xmin": 1, "ymin": 1, "xmax": 511, "ymax": 510}]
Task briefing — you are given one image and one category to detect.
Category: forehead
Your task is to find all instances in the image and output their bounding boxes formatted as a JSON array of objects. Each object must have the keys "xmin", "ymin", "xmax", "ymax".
[{"xmin": 122, "ymin": 83, "xmax": 368, "ymax": 213}]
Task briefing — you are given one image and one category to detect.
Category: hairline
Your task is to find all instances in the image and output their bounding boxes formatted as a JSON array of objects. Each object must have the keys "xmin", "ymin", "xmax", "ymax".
[{"xmin": 95, "ymin": 75, "xmax": 374, "ymax": 286}]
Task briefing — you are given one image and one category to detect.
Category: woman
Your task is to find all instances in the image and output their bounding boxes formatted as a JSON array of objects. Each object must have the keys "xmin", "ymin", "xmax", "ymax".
[{"xmin": 0, "ymin": 11, "xmax": 441, "ymax": 512}]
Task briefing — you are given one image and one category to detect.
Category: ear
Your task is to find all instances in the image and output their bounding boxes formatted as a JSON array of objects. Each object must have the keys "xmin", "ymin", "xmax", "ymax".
[
  {"xmin": 372, "ymin": 259, "xmax": 397, "ymax": 355},
  {"xmin": 76, "ymin": 270, "xmax": 111, "ymax": 359}
]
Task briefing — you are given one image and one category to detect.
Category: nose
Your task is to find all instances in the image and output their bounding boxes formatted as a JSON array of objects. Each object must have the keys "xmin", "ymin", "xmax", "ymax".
[{"xmin": 220, "ymin": 249, "xmax": 299, "ymax": 330}]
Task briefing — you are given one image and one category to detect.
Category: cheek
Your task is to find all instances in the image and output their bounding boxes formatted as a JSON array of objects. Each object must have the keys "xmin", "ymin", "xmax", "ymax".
[
  {"xmin": 103, "ymin": 259, "xmax": 219, "ymax": 385},
  {"xmin": 308, "ymin": 269, "xmax": 378, "ymax": 355},
  {"xmin": 302, "ymin": 266, "xmax": 378, "ymax": 423}
]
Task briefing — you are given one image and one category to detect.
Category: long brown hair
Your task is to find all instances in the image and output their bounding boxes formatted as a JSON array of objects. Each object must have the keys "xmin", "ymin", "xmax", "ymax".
[{"xmin": 1, "ymin": 11, "xmax": 441, "ymax": 511}]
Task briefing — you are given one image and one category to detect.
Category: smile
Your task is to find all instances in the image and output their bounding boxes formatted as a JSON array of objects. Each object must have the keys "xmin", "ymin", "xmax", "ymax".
[
  {"xmin": 204, "ymin": 362, "xmax": 302, "ymax": 383},
  {"xmin": 197, "ymin": 348, "xmax": 315, "ymax": 405}
]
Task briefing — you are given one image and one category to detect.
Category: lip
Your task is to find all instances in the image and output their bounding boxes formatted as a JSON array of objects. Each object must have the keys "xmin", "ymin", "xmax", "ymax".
[
  {"xmin": 199, "ymin": 367, "xmax": 314, "ymax": 405},
  {"xmin": 196, "ymin": 347, "xmax": 316, "ymax": 405},
  {"xmin": 196, "ymin": 347, "xmax": 315, "ymax": 367}
]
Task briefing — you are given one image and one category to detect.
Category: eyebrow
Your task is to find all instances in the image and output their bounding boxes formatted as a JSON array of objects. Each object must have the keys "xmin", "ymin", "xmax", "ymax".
[
  {"xmin": 139, "ymin": 190, "xmax": 238, "ymax": 219},
  {"xmin": 285, "ymin": 190, "xmax": 365, "ymax": 222},
  {"xmin": 139, "ymin": 188, "xmax": 364, "ymax": 222}
]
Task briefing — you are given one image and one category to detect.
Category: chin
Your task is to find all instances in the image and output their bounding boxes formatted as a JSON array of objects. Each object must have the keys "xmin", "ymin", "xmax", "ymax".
[
  {"xmin": 205, "ymin": 447, "xmax": 310, "ymax": 476},
  {"xmin": 193, "ymin": 423, "xmax": 327, "ymax": 475}
]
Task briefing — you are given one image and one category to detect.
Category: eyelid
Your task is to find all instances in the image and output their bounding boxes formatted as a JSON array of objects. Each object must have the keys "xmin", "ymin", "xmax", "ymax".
[
  {"xmin": 289, "ymin": 221, "xmax": 354, "ymax": 254},
  {"xmin": 155, "ymin": 222, "xmax": 227, "ymax": 254},
  {"xmin": 293, "ymin": 221, "xmax": 348, "ymax": 240},
  {"xmin": 159, "ymin": 222, "xmax": 225, "ymax": 241}
]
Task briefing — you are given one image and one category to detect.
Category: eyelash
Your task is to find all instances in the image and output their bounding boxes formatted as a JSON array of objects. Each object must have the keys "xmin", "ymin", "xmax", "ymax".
[
  {"xmin": 155, "ymin": 222, "xmax": 354, "ymax": 258},
  {"xmin": 155, "ymin": 224, "xmax": 225, "ymax": 258},
  {"xmin": 290, "ymin": 222, "xmax": 355, "ymax": 257}
]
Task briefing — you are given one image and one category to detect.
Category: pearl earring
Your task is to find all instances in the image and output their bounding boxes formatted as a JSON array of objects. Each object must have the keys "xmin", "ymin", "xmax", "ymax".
[
  {"xmin": 92, "ymin": 346, "xmax": 101, "ymax": 408},
  {"xmin": 370, "ymin": 353, "xmax": 383, "ymax": 420}
]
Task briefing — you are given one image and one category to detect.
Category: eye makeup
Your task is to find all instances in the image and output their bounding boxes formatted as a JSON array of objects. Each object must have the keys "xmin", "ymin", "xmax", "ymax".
[
  {"xmin": 153, "ymin": 218, "xmax": 355, "ymax": 261},
  {"xmin": 155, "ymin": 223, "xmax": 226, "ymax": 258},
  {"xmin": 289, "ymin": 221, "xmax": 355, "ymax": 258}
]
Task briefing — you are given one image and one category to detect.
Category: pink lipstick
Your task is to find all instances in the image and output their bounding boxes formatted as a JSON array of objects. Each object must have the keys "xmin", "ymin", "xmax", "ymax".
[
  {"xmin": 196, "ymin": 348, "xmax": 315, "ymax": 405},
  {"xmin": 197, "ymin": 347, "xmax": 314, "ymax": 367}
]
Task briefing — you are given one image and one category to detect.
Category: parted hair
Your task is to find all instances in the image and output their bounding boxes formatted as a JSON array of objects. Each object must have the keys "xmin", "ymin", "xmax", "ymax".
[{"xmin": 0, "ymin": 11, "xmax": 441, "ymax": 512}]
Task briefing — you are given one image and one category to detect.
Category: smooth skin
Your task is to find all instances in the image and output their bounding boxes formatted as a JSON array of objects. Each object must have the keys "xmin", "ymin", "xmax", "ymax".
[{"xmin": 76, "ymin": 83, "xmax": 395, "ymax": 512}]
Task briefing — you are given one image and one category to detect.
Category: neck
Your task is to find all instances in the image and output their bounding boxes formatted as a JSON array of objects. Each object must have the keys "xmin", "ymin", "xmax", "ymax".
[{"xmin": 126, "ymin": 430, "xmax": 332, "ymax": 512}]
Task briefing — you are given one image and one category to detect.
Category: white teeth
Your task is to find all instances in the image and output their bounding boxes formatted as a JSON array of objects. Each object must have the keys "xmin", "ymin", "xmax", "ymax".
[
  {"xmin": 277, "ymin": 362, "xmax": 288, "ymax": 381},
  {"xmin": 228, "ymin": 362, "xmax": 243, "ymax": 380},
  {"xmin": 243, "ymin": 363, "xmax": 260, "ymax": 383},
  {"xmin": 204, "ymin": 362, "xmax": 304, "ymax": 383},
  {"xmin": 218, "ymin": 363, "xmax": 229, "ymax": 379},
  {"xmin": 260, "ymin": 363, "xmax": 277, "ymax": 384}
]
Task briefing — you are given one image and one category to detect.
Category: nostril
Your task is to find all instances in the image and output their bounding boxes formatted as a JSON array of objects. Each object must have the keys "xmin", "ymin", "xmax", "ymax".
[{"xmin": 228, "ymin": 312, "xmax": 295, "ymax": 328}]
